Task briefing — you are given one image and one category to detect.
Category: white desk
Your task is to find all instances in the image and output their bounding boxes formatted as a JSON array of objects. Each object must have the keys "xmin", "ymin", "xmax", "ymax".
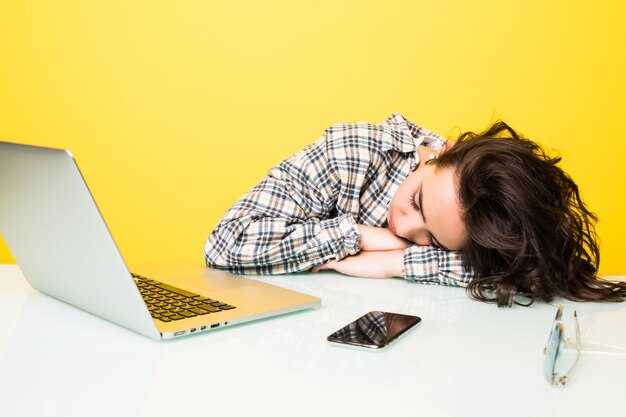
[{"xmin": 1, "ymin": 264, "xmax": 625, "ymax": 417}]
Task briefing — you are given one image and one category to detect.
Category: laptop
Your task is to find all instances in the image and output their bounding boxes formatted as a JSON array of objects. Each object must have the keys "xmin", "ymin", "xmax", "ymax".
[{"xmin": 0, "ymin": 141, "xmax": 321, "ymax": 340}]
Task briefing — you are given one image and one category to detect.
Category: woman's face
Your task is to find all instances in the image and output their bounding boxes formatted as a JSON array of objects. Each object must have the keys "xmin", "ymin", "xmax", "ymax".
[{"xmin": 387, "ymin": 164, "xmax": 467, "ymax": 250}]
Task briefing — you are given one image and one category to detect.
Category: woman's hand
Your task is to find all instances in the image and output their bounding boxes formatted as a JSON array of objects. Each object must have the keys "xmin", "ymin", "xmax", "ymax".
[
  {"xmin": 311, "ymin": 250, "xmax": 405, "ymax": 278},
  {"xmin": 358, "ymin": 225, "xmax": 412, "ymax": 251}
]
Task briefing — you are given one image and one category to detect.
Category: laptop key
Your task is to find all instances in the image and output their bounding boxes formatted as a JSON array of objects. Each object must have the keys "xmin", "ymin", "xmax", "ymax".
[
  {"xmin": 153, "ymin": 283, "xmax": 198, "ymax": 298},
  {"xmin": 210, "ymin": 302, "xmax": 227, "ymax": 307},
  {"xmin": 198, "ymin": 304, "xmax": 221, "ymax": 313},
  {"xmin": 190, "ymin": 307, "xmax": 211, "ymax": 315}
]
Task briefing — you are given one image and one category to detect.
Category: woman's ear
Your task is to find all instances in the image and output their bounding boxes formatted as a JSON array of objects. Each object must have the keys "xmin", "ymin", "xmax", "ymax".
[
  {"xmin": 416, "ymin": 145, "xmax": 436, "ymax": 169},
  {"xmin": 416, "ymin": 143, "xmax": 453, "ymax": 169}
]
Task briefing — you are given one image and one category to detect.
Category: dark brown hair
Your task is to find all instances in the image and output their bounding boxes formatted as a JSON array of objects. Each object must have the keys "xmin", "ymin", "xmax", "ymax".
[{"xmin": 435, "ymin": 121, "xmax": 626, "ymax": 306}]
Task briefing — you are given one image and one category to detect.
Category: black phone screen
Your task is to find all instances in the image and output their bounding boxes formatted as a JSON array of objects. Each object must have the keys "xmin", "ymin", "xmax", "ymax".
[{"xmin": 327, "ymin": 311, "xmax": 422, "ymax": 349}]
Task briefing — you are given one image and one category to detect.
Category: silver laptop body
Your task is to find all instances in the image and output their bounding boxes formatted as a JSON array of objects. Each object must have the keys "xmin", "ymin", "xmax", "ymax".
[{"xmin": 0, "ymin": 141, "xmax": 320, "ymax": 340}]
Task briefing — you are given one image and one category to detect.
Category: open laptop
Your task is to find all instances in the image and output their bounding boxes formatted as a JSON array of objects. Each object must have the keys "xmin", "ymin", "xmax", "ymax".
[{"xmin": 0, "ymin": 141, "xmax": 321, "ymax": 340}]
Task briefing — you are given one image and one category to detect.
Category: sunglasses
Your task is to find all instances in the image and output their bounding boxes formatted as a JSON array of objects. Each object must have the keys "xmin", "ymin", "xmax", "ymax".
[{"xmin": 543, "ymin": 304, "xmax": 581, "ymax": 385}]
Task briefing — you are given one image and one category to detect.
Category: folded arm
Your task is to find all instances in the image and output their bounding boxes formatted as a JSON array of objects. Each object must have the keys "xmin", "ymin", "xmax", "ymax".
[
  {"xmin": 204, "ymin": 136, "xmax": 362, "ymax": 275},
  {"xmin": 313, "ymin": 243, "xmax": 474, "ymax": 287}
]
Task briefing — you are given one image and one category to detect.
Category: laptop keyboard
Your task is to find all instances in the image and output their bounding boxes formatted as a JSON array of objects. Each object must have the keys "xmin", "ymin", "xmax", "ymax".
[{"xmin": 132, "ymin": 273, "xmax": 236, "ymax": 322}]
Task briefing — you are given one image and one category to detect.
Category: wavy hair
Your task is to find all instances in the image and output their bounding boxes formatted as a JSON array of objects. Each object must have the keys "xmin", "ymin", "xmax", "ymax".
[{"xmin": 435, "ymin": 122, "xmax": 626, "ymax": 306}]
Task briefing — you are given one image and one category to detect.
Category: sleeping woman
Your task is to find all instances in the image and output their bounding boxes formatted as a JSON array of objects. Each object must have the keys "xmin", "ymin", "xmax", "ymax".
[{"xmin": 204, "ymin": 113, "xmax": 626, "ymax": 306}]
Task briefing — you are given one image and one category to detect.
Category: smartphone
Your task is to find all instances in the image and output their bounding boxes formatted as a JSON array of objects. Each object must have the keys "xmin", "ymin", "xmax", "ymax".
[{"xmin": 327, "ymin": 311, "xmax": 422, "ymax": 349}]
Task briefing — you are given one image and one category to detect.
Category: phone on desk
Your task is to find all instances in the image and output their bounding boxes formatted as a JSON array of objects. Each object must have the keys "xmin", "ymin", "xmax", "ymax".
[{"xmin": 327, "ymin": 311, "xmax": 422, "ymax": 349}]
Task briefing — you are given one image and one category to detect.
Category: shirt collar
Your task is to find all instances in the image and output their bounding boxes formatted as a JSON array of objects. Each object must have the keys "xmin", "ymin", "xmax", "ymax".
[{"xmin": 381, "ymin": 112, "xmax": 445, "ymax": 153}]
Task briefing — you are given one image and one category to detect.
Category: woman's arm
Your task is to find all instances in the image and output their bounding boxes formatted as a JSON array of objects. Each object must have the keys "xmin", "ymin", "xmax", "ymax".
[
  {"xmin": 311, "ymin": 250, "xmax": 405, "ymax": 277},
  {"xmin": 312, "ymin": 245, "xmax": 474, "ymax": 286},
  {"xmin": 205, "ymin": 134, "xmax": 362, "ymax": 275},
  {"xmin": 357, "ymin": 224, "xmax": 412, "ymax": 251},
  {"xmin": 402, "ymin": 245, "xmax": 474, "ymax": 286}
]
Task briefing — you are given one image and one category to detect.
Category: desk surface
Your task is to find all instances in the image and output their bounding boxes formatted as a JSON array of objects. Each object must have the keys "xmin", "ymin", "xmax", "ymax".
[{"xmin": 1, "ymin": 264, "xmax": 625, "ymax": 417}]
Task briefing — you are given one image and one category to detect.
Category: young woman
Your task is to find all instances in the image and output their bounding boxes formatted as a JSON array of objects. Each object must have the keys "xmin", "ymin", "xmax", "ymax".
[{"xmin": 204, "ymin": 113, "xmax": 626, "ymax": 306}]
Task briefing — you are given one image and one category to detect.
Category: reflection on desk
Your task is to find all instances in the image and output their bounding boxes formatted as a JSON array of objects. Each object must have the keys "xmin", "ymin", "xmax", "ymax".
[{"xmin": 1, "ymin": 265, "xmax": 625, "ymax": 417}]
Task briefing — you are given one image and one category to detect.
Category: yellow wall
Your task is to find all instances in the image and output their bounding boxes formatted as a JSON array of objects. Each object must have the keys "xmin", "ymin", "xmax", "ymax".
[{"xmin": 1, "ymin": 1, "xmax": 624, "ymax": 273}]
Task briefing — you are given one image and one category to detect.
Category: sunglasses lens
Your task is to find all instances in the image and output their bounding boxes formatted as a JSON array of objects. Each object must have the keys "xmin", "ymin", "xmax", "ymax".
[{"xmin": 544, "ymin": 322, "xmax": 563, "ymax": 384}]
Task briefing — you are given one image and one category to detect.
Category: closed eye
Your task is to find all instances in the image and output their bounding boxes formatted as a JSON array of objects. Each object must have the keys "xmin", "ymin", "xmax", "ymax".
[
  {"xmin": 408, "ymin": 191, "xmax": 421, "ymax": 212},
  {"xmin": 409, "ymin": 191, "xmax": 439, "ymax": 248}
]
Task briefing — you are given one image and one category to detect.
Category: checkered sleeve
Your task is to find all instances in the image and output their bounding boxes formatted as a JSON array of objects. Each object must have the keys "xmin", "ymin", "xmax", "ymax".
[
  {"xmin": 402, "ymin": 245, "xmax": 474, "ymax": 287},
  {"xmin": 204, "ymin": 135, "xmax": 362, "ymax": 275}
]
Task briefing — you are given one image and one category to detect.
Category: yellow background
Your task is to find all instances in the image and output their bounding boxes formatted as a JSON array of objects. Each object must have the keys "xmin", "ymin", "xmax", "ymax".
[{"xmin": 1, "ymin": 1, "xmax": 624, "ymax": 273}]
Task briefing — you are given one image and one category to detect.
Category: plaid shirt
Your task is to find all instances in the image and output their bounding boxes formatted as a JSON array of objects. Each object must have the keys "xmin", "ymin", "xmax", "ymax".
[{"xmin": 204, "ymin": 113, "xmax": 474, "ymax": 287}]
